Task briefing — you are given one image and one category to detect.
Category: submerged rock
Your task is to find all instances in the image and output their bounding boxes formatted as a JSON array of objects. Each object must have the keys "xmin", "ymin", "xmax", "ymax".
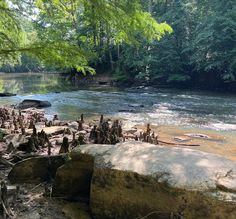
[
  {"xmin": 18, "ymin": 99, "xmax": 51, "ymax": 109},
  {"xmin": 128, "ymin": 104, "xmax": 144, "ymax": 108}
]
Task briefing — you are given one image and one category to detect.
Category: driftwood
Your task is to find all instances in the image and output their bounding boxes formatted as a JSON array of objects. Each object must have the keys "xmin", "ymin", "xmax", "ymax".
[{"xmin": 158, "ymin": 140, "xmax": 200, "ymax": 147}]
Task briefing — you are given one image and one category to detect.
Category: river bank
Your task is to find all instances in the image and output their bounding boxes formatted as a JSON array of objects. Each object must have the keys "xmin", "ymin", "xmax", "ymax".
[
  {"xmin": 1, "ymin": 105, "xmax": 236, "ymax": 218},
  {"xmin": 0, "ymin": 105, "xmax": 236, "ymax": 219},
  {"xmin": 1, "ymin": 74, "xmax": 235, "ymax": 160},
  {"xmin": 0, "ymin": 105, "xmax": 236, "ymax": 218},
  {"xmin": 67, "ymin": 72, "xmax": 236, "ymax": 93}
]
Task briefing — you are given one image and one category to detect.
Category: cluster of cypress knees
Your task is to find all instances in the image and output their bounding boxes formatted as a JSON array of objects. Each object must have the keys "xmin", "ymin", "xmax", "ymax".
[{"xmin": 0, "ymin": 107, "xmax": 159, "ymax": 157}]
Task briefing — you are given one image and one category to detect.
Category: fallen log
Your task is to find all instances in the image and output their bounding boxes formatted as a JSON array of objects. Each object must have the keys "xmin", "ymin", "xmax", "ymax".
[{"xmin": 158, "ymin": 140, "xmax": 200, "ymax": 147}]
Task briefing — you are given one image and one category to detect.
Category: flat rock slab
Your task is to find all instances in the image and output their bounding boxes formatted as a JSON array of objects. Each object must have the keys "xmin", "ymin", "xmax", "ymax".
[
  {"xmin": 26, "ymin": 126, "xmax": 68, "ymax": 136},
  {"xmin": 18, "ymin": 99, "xmax": 51, "ymax": 109},
  {"xmin": 78, "ymin": 141, "xmax": 236, "ymax": 192},
  {"xmin": 8, "ymin": 155, "xmax": 68, "ymax": 183}
]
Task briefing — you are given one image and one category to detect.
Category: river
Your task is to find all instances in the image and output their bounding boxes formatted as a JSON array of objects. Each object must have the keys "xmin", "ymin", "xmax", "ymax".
[{"xmin": 0, "ymin": 72, "xmax": 236, "ymax": 159}]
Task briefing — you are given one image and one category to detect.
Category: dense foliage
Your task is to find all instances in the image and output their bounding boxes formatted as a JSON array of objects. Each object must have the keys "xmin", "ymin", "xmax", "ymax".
[
  {"xmin": 110, "ymin": 0, "xmax": 236, "ymax": 90},
  {"xmin": 0, "ymin": 0, "xmax": 235, "ymax": 91},
  {"xmin": 0, "ymin": 0, "xmax": 171, "ymax": 74}
]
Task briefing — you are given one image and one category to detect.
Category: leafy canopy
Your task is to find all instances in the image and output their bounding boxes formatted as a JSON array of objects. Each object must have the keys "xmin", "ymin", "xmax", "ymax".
[{"xmin": 0, "ymin": 0, "xmax": 172, "ymax": 73}]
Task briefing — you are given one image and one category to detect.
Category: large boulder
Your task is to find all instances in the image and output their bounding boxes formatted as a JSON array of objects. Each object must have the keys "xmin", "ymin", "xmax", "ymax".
[
  {"xmin": 79, "ymin": 142, "xmax": 236, "ymax": 192},
  {"xmin": 8, "ymin": 155, "xmax": 68, "ymax": 183},
  {"xmin": 90, "ymin": 168, "xmax": 236, "ymax": 219},
  {"xmin": 90, "ymin": 168, "xmax": 176, "ymax": 219},
  {"xmin": 52, "ymin": 152, "xmax": 94, "ymax": 201},
  {"xmin": 18, "ymin": 99, "xmax": 51, "ymax": 109}
]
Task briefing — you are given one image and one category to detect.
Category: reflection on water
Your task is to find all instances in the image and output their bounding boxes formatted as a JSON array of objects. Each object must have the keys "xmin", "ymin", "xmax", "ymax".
[
  {"xmin": 0, "ymin": 72, "xmax": 74, "ymax": 94},
  {"xmin": 0, "ymin": 73, "xmax": 236, "ymax": 133}
]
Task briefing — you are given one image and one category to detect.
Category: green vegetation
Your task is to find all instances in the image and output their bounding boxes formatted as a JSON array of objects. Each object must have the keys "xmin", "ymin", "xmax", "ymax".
[
  {"xmin": 0, "ymin": 0, "xmax": 171, "ymax": 74},
  {"xmin": 110, "ymin": 0, "xmax": 236, "ymax": 90},
  {"xmin": 0, "ymin": 0, "xmax": 235, "ymax": 91},
  {"xmin": 0, "ymin": 73, "xmax": 74, "ymax": 94}
]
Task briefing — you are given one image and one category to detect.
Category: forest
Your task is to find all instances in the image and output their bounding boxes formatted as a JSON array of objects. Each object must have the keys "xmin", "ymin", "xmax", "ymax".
[
  {"xmin": 0, "ymin": 1, "xmax": 236, "ymax": 219},
  {"xmin": 0, "ymin": 0, "xmax": 235, "ymax": 91}
]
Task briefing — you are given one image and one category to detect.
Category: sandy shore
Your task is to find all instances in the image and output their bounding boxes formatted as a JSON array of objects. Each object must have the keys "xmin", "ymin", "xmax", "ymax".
[{"xmin": 133, "ymin": 124, "xmax": 236, "ymax": 161}]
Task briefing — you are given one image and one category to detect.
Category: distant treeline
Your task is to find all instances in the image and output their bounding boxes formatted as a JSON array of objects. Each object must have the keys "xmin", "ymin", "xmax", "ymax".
[
  {"xmin": 96, "ymin": 0, "xmax": 236, "ymax": 91},
  {"xmin": 1, "ymin": 0, "xmax": 235, "ymax": 91}
]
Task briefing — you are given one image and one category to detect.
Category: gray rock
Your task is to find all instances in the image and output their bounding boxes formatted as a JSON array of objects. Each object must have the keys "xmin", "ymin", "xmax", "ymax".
[
  {"xmin": 79, "ymin": 142, "xmax": 236, "ymax": 194},
  {"xmin": 18, "ymin": 99, "xmax": 51, "ymax": 109}
]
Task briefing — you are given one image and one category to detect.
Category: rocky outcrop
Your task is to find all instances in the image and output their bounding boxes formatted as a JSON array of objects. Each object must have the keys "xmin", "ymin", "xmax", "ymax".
[
  {"xmin": 17, "ymin": 99, "xmax": 51, "ymax": 109},
  {"xmin": 52, "ymin": 152, "xmax": 94, "ymax": 201},
  {"xmin": 6, "ymin": 148, "xmax": 236, "ymax": 219},
  {"xmin": 8, "ymin": 155, "xmax": 68, "ymax": 183},
  {"xmin": 79, "ymin": 141, "xmax": 236, "ymax": 192}
]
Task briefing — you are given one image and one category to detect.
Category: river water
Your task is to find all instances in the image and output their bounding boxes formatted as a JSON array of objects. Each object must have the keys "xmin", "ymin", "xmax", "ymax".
[
  {"xmin": 1, "ymin": 73, "xmax": 236, "ymax": 132},
  {"xmin": 1, "ymin": 72, "xmax": 236, "ymax": 161}
]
